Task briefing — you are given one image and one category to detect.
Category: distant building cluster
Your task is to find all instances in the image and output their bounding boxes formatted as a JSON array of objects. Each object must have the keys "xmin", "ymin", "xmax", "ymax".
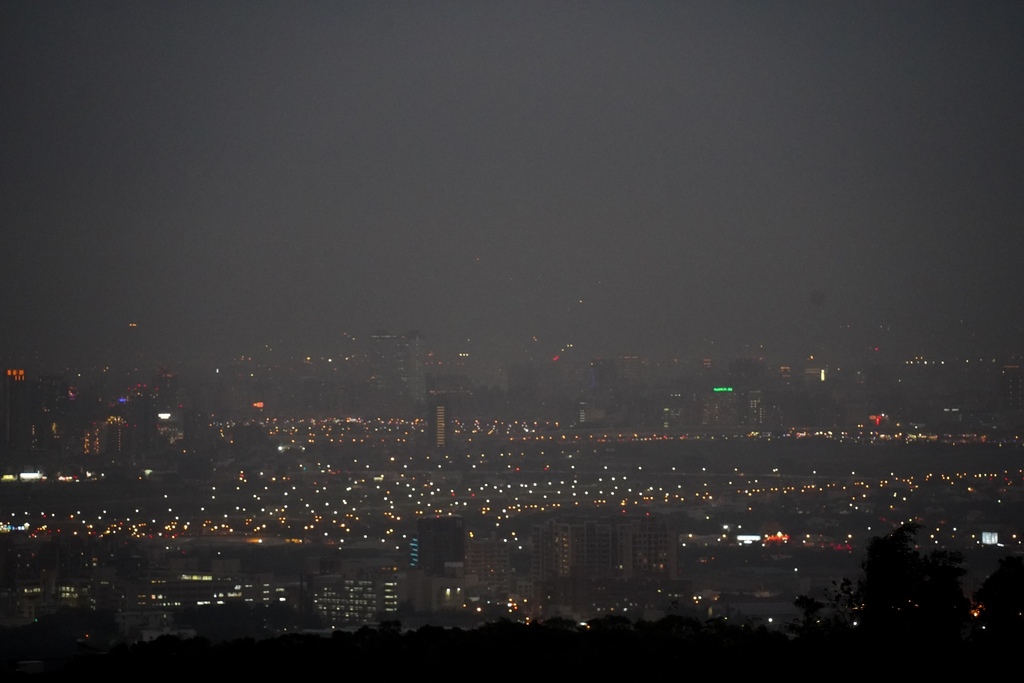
[{"xmin": 2, "ymin": 335, "xmax": 1023, "ymax": 478}]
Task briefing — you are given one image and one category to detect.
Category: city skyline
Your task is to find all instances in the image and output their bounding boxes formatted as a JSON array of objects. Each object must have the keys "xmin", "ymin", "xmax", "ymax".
[{"xmin": 4, "ymin": 4, "xmax": 1024, "ymax": 660}]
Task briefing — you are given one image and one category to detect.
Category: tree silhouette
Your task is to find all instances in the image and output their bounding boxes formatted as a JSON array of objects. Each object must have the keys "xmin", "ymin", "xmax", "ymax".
[
  {"xmin": 792, "ymin": 523, "xmax": 970, "ymax": 647},
  {"xmin": 856, "ymin": 523, "xmax": 969, "ymax": 644},
  {"xmin": 972, "ymin": 555, "xmax": 1024, "ymax": 644}
]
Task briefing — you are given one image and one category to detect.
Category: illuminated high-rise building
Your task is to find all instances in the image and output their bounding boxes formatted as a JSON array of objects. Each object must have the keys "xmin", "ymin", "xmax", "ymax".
[
  {"xmin": 2, "ymin": 369, "xmax": 30, "ymax": 465},
  {"xmin": 311, "ymin": 560, "xmax": 400, "ymax": 626},
  {"xmin": 433, "ymin": 400, "xmax": 447, "ymax": 450},
  {"xmin": 746, "ymin": 389, "xmax": 765, "ymax": 427},
  {"xmin": 531, "ymin": 514, "xmax": 675, "ymax": 581}
]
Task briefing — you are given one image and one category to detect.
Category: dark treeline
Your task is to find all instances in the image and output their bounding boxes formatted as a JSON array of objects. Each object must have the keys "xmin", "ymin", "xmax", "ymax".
[{"xmin": 9, "ymin": 523, "xmax": 1023, "ymax": 677}]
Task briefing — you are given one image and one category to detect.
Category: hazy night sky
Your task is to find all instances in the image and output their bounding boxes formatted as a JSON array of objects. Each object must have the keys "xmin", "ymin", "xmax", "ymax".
[{"xmin": 3, "ymin": 1, "xmax": 1023, "ymax": 372}]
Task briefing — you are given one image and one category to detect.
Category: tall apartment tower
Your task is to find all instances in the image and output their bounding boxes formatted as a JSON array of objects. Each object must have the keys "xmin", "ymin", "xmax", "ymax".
[
  {"xmin": 429, "ymin": 397, "xmax": 448, "ymax": 451},
  {"xmin": 531, "ymin": 514, "xmax": 676, "ymax": 582},
  {"xmin": 1, "ymin": 369, "xmax": 30, "ymax": 466},
  {"xmin": 367, "ymin": 330, "xmax": 426, "ymax": 413},
  {"xmin": 405, "ymin": 331, "xmax": 427, "ymax": 407},
  {"xmin": 413, "ymin": 515, "xmax": 465, "ymax": 577}
]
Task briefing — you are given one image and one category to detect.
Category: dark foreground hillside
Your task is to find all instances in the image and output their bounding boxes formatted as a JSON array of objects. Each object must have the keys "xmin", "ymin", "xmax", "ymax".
[
  {"xmin": 12, "ymin": 611, "xmax": 1009, "ymax": 679},
  {"xmin": 11, "ymin": 522, "xmax": 1024, "ymax": 678}
]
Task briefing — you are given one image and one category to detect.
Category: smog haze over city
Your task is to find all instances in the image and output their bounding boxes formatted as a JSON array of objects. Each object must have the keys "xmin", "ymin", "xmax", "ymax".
[
  {"xmin": 3, "ymin": 1, "xmax": 1023, "ymax": 373},
  {"xmin": 2, "ymin": 2, "xmax": 1024, "ymax": 668}
]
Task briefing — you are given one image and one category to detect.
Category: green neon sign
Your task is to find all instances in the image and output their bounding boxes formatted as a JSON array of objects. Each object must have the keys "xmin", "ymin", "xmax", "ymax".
[{"xmin": 713, "ymin": 387, "xmax": 733, "ymax": 392}]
